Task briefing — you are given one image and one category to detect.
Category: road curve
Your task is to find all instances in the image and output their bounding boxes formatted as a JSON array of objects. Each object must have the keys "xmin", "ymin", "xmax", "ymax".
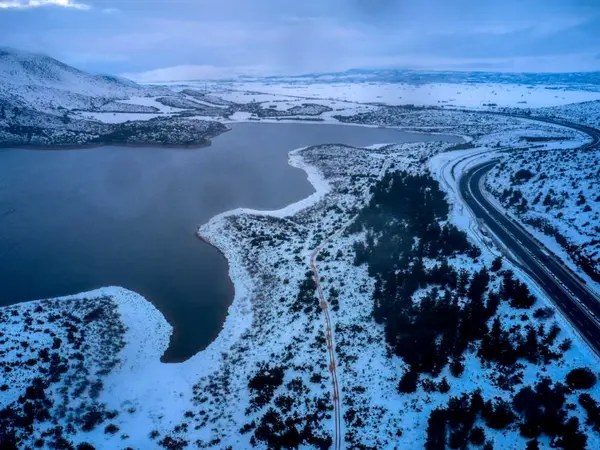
[
  {"xmin": 460, "ymin": 160, "xmax": 600, "ymax": 354},
  {"xmin": 462, "ymin": 110, "xmax": 600, "ymax": 150}
]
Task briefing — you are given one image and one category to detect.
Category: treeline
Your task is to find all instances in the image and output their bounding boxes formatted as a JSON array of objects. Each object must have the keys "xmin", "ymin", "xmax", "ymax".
[
  {"xmin": 351, "ymin": 171, "xmax": 479, "ymax": 276},
  {"xmin": 351, "ymin": 171, "xmax": 556, "ymax": 381}
]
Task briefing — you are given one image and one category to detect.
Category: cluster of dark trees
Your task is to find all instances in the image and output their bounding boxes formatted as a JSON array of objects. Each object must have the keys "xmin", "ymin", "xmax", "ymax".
[
  {"xmin": 579, "ymin": 393, "xmax": 600, "ymax": 432},
  {"xmin": 0, "ymin": 375, "xmax": 112, "ymax": 450},
  {"xmin": 478, "ymin": 316, "xmax": 565, "ymax": 367},
  {"xmin": 248, "ymin": 405, "xmax": 332, "ymax": 450},
  {"xmin": 511, "ymin": 378, "xmax": 586, "ymax": 445},
  {"xmin": 540, "ymin": 188, "xmax": 564, "ymax": 209},
  {"xmin": 352, "ymin": 171, "xmax": 478, "ymax": 275},
  {"xmin": 499, "ymin": 187, "xmax": 528, "ymax": 213},
  {"xmin": 426, "ymin": 390, "xmax": 513, "ymax": 450},
  {"xmin": 290, "ymin": 271, "xmax": 320, "ymax": 317},
  {"xmin": 247, "ymin": 363, "xmax": 285, "ymax": 414},
  {"xmin": 351, "ymin": 172, "xmax": 553, "ymax": 380},
  {"xmin": 499, "ymin": 271, "xmax": 537, "ymax": 308},
  {"xmin": 426, "ymin": 377, "xmax": 591, "ymax": 450},
  {"xmin": 0, "ymin": 298, "xmax": 125, "ymax": 448},
  {"xmin": 243, "ymin": 374, "xmax": 332, "ymax": 450},
  {"xmin": 512, "ymin": 168, "xmax": 534, "ymax": 183},
  {"xmin": 0, "ymin": 377, "xmax": 52, "ymax": 448}
]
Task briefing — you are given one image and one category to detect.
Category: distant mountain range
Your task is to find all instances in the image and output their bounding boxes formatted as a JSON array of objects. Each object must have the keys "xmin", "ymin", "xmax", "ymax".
[{"xmin": 247, "ymin": 68, "xmax": 600, "ymax": 90}]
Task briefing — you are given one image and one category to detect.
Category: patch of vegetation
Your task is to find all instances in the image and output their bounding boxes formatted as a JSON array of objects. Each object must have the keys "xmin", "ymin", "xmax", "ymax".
[
  {"xmin": 250, "ymin": 387, "xmax": 333, "ymax": 450},
  {"xmin": 247, "ymin": 363, "xmax": 285, "ymax": 413},
  {"xmin": 566, "ymin": 368, "xmax": 597, "ymax": 390},
  {"xmin": 290, "ymin": 271, "xmax": 320, "ymax": 316},
  {"xmin": 351, "ymin": 171, "xmax": 552, "ymax": 379},
  {"xmin": 0, "ymin": 296, "xmax": 126, "ymax": 447},
  {"xmin": 427, "ymin": 380, "xmax": 588, "ymax": 449}
]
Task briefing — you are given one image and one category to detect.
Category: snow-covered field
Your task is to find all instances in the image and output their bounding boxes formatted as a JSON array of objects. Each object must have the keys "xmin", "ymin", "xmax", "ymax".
[
  {"xmin": 207, "ymin": 81, "xmax": 600, "ymax": 109},
  {"xmin": 3, "ymin": 118, "xmax": 600, "ymax": 448},
  {"xmin": 484, "ymin": 148, "xmax": 600, "ymax": 291},
  {"xmin": 4, "ymin": 48, "xmax": 600, "ymax": 448}
]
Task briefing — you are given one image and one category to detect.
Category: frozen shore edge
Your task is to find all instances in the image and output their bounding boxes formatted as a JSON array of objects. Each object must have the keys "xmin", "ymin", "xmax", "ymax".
[
  {"xmin": 3, "ymin": 143, "xmax": 331, "ymax": 375},
  {"xmin": 194, "ymin": 146, "xmax": 331, "ymax": 360},
  {"xmin": 0, "ymin": 145, "xmax": 335, "ymax": 444}
]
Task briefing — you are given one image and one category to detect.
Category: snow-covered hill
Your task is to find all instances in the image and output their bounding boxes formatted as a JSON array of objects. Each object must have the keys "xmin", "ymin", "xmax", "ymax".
[
  {"xmin": 0, "ymin": 47, "xmax": 135, "ymax": 93},
  {"xmin": 0, "ymin": 47, "xmax": 168, "ymax": 113},
  {"xmin": 0, "ymin": 48, "xmax": 233, "ymax": 148}
]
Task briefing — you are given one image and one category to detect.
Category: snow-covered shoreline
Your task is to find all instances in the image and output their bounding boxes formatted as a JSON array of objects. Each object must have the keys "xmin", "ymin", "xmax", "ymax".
[
  {"xmin": 4, "ymin": 76, "xmax": 600, "ymax": 448},
  {"xmin": 0, "ymin": 141, "xmax": 339, "ymax": 445},
  {"xmin": 193, "ymin": 145, "xmax": 331, "ymax": 355}
]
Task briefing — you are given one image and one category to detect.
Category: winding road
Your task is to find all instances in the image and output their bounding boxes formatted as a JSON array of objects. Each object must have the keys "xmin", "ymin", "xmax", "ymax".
[{"xmin": 459, "ymin": 116, "xmax": 600, "ymax": 354}]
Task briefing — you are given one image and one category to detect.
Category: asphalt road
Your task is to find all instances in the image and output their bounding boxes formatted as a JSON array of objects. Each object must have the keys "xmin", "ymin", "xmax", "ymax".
[
  {"xmin": 460, "ymin": 154, "xmax": 600, "ymax": 353},
  {"xmin": 461, "ymin": 109, "xmax": 600, "ymax": 150},
  {"xmin": 503, "ymin": 113, "xmax": 600, "ymax": 150}
]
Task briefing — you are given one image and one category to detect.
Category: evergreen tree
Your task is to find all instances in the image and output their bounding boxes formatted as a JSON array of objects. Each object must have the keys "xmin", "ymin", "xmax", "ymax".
[
  {"xmin": 457, "ymin": 270, "xmax": 470, "ymax": 297},
  {"xmin": 557, "ymin": 417, "xmax": 587, "ymax": 450},
  {"xmin": 490, "ymin": 256, "xmax": 503, "ymax": 272},
  {"xmin": 449, "ymin": 356, "xmax": 465, "ymax": 378},
  {"xmin": 398, "ymin": 370, "xmax": 419, "ymax": 393},
  {"xmin": 372, "ymin": 278, "xmax": 385, "ymax": 323},
  {"xmin": 425, "ymin": 409, "xmax": 447, "ymax": 450},
  {"xmin": 500, "ymin": 271, "xmax": 515, "ymax": 300},
  {"xmin": 521, "ymin": 327, "xmax": 540, "ymax": 364},
  {"xmin": 482, "ymin": 398, "xmax": 515, "ymax": 430},
  {"xmin": 565, "ymin": 368, "xmax": 597, "ymax": 390},
  {"xmin": 486, "ymin": 292, "xmax": 501, "ymax": 317}
]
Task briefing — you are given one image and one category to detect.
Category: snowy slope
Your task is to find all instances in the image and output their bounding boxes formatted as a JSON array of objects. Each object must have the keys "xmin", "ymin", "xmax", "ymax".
[
  {"xmin": 537, "ymin": 100, "xmax": 600, "ymax": 129},
  {"xmin": 0, "ymin": 47, "xmax": 136, "ymax": 94},
  {"xmin": 0, "ymin": 47, "xmax": 168, "ymax": 112},
  {"xmin": 0, "ymin": 48, "xmax": 235, "ymax": 147}
]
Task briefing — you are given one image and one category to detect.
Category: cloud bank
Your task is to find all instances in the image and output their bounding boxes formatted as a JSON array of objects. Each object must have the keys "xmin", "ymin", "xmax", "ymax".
[
  {"xmin": 0, "ymin": 0, "xmax": 90, "ymax": 9},
  {"xmin": 0, "ymin": 0, "xmax": 598, "ymax": 78}
]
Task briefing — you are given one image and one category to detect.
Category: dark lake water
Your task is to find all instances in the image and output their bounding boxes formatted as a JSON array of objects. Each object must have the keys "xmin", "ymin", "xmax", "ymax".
[{"xmin": 0, "ymin": 122, "xmax": 461, "ymax": 362}]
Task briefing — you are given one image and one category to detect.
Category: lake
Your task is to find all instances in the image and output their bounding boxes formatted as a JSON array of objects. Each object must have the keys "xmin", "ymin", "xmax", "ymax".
[{"xmin": 0, "ymin": 122, "xmax": 461, "ymax": 362}]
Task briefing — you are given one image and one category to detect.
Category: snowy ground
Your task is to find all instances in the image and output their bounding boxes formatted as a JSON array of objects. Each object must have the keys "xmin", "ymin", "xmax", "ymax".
[
  {"xmin": 4, "ymin": 120, "xmax": 600, "ymax": 448},
  {"xmin": 484, "ymin": 148, "xmax": 600, "ymax": 292},
  {"xmin": 537, "ymin": 100, "xmax": 600, "ymax": 133},
  {"xmin": 61, "ymin": 77, "xmax": 600, "ymax": 128},
  {"xmin": 204, "ymin": 81, "xmax": 600, "ymax": 109},
  {"xmin": 4, "ymin": 67, "xmax": 600, "ymax": 448}
]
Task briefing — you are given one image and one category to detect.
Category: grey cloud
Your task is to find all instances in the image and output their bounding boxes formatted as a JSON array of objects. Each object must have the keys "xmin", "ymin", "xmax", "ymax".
[{"xmin": 0, "ymin": 0, "xmax": 599, "ymax": 76}]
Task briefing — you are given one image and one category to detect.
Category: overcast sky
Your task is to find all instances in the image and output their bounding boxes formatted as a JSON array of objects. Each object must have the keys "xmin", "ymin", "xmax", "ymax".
[{"xmin": 1, "ymin": 0, "xmax": 599, "ymax": 80}]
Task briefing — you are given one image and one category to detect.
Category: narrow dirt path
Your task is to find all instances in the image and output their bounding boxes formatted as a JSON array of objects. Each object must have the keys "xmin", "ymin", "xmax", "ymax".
[
  {"xmin": 311, "ymin": 237, "xmax": 343, "ymax": 450},
  {"xmin": 309, "ymin": 155, "xmax": 392, "ymax": 450}
]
